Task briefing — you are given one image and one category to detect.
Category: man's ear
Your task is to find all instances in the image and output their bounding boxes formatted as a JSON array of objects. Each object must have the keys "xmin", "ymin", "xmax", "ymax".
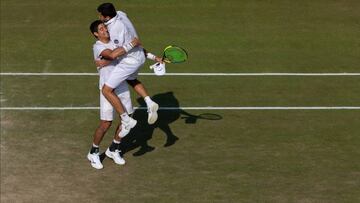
[{"xmin": 94, "ymin": 32, "xmax": 99, "ymax": 38}]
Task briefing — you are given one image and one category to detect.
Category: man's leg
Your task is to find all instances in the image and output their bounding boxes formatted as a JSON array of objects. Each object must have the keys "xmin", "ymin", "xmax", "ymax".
[
  {"xmin": 92, "ymin": 120, "xmax": 112, "ymax": 146},
  {"xmin": 115, "ymin": 81, "xmax": 135, "ymax": 115},
  {"xmin": 105, "ymin": 124, "xmax": 126, "ymax": 165},
  {"xmin": 126, "ymin": 79, "xmax": 149, "ymax": 98},
  {"xmin": 87, "ymin": 120, "xmax": 112, "ymax": 170},
  {"xmin": 102, "ymin": 85, "xmax": 126, "ymax": 115},
  {"xmin": 127, "ymin": 79, "xmax": 159, "ymax": 124},
  {"xmin": 102, "ymin": 84, "xmax": 137, "ymax": 137},
  {"xmin": 105, "ymin": 84, "xmax": 134, "ymax": 166}
]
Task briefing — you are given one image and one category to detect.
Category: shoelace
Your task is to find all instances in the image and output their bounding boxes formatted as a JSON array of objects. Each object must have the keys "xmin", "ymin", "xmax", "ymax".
[
  {"xmin": 93, "ymin": 154, "xmax": 101, "ymax": 163},
  {"xmin": 114, "ymin": 150, "xmax": 122, "ymax": 158},
  {"xmin": 122, "ymin": 123, "xmax": 130, "ymax": 130}
]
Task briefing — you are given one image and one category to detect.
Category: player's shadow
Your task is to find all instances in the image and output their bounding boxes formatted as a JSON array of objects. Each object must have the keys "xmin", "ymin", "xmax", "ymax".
[{"xmin": 120, "ymin": 91, "xmax": 222, "ymax": 156}]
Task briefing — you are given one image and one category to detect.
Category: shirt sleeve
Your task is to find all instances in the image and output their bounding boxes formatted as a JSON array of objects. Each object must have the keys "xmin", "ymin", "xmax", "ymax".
[
  {"xmin": 93, "ymin": 43, "xmax": 107, "ymax": 60},
  {"xmin": 111, "ymin": 21, "xmax": 127, "ymax": 48},
  {"xmin": 117, "ymin": 11, "xmax": 138, "ymax": 38}
]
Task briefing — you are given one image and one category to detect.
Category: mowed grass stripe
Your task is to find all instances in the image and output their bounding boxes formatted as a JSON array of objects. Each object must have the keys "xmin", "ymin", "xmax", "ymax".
[
  {"xmin": 1, "ymin": 107, "xmax": 360, "ymax": 110},
  {"xmin": 1, "ymin": 72, "xmax": 360, "ymax": 76},
  {"xmin": 1, "ymin": 76, "xmax": 359, "ymax": 107}
]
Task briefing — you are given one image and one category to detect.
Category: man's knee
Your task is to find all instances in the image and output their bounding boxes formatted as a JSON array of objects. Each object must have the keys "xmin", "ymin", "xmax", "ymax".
[
  {"xmin": 99, "ymin": 120, "xmax": 112, "ymax": 131},
  {"xmin": 102, "ymin": 85, "xmax": 113, "ymax": 95},
  {"xmin": 126, "ymin": 79, "xmax": 141, "ymax": 87}
]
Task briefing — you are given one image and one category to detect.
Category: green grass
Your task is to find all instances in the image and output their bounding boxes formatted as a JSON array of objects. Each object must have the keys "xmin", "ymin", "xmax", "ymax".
[
  {"xmin": 1, "ymin": 76, "xmax": 360, "ymax": 107},
  {"xmin": 1, "ymin": 110, "xmax": 360, "ymax": 202},
  {"xmin": 1, "ymin": 0, "xmax": 360, "ymax": 202},
  {"xmin": 1, "ymin": 0, "xmax": 360, "ymax": 72}
]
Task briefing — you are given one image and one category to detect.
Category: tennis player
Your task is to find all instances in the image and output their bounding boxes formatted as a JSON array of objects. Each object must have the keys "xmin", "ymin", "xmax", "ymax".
[
  {"xmin": 87, "ymin": 20, "xmax": 141, "ymax": 169},
  {"xmin": 97, "ymin": 3, "xmax": 161, "ymax": 126}
]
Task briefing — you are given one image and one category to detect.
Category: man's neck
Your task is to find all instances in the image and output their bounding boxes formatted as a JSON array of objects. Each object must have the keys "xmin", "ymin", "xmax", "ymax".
[{"xmin": 104, "ymin": 15, "xmax": 117, "ymax": 25}]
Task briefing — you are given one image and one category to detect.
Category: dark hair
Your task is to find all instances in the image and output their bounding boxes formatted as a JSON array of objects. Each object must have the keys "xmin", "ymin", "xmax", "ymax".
[
  {"xmin": 89, "ymin": 20, "xmax": 103, "ymax": 38},
  {"xmin": 97, "ymin": 3, "xmax": 117, "ymax": 18}
]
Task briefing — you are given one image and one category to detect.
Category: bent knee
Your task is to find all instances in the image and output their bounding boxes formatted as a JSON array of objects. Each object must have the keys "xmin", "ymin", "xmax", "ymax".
[
  {"xmin": 99, "ymin": 120, "xmax": 112, "ymax": 131},
  {"xmin": 102, "ymin": 85, "xmax": 113, "ymax": 94},
  {"xmin": 126, "ymin": 79, "xmax": 141, "ymax": 87}
]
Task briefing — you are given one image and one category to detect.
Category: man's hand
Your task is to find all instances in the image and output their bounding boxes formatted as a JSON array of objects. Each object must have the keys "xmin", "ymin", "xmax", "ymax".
[
  {"xmin": 155, "ymin": 56, "xmax": 163, "ymax": 63},
  {"xmin": 131, "ymin": 38, "xmax": 141, "ymax": 47},
  {"xmin": 95, "ymin": 59, "xmax": 111, "ymax": 68}
]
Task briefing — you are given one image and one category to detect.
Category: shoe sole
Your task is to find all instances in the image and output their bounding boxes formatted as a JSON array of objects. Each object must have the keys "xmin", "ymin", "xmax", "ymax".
[
  {"xmin": 105, "ymin": 149, "xmax": 125, "ymax": 165},
  {"xmin": 87, "ymin": 154, "xmax": 103, "ymax": 170},
  {"xmin": 148, "ymin": 103, "xmax": 159, "ymax": 124}
]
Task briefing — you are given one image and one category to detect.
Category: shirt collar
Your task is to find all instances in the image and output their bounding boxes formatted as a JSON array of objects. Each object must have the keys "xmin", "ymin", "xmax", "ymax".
[{"xmin": 104, "ymin": 14, "xmax": 117, "ymax": 26}]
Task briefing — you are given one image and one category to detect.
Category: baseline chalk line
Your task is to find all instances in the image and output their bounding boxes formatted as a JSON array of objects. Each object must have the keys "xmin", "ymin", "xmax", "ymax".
[
  {"xmin": 1, "ymin": 72, "xmax": 360, "ymax": 76},
  {"xmin": 1, "ymin": 106, "xmax": 360, "ymax": 110}
]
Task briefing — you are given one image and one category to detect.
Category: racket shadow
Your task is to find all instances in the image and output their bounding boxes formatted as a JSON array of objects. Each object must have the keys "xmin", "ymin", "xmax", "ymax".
[
  {"xmin": 120, "ymin": 91, "xmax": 222, "ymax": 157},
  {"xmin": 180, "ymin": 113, "xmax": 222, "ymax": 124}
]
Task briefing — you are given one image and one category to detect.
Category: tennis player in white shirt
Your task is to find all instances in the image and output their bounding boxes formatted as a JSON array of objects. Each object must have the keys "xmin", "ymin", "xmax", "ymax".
[
  {"xmin": 88, "ymin": 20, "xmax": 143, "ymax": 169},
  {"xmin": 97, "ymin": 3, "xmax": 161, "ymax": 130}
]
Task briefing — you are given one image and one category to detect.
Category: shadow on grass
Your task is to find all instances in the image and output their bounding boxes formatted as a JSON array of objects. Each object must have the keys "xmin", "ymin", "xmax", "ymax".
[{"xmin": 119, "ymin": 91, "xmax": 222, "ymax": 157}]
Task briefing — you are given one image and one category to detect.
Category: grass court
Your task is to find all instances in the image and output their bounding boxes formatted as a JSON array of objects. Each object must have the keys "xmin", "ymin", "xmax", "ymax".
[{"xmin": 1, "ymin": 0, "xmax": 360, "ymax": 202}]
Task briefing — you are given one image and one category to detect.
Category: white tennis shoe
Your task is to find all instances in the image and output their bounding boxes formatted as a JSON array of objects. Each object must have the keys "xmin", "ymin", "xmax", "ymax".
[
  {"xmin": 105, "ymin": 148, "xmax": 126, "ymax": 165},
  {"xmin": 87, "ymin": 152, "xmax": 103, "ymax": 170},
  {"xmin": 147, "ymin": 102, "xmax": 159, "ymax": 124},
  {"xmin": 118, "ymin": 117, "xmax": 137, "ymax": 138}
]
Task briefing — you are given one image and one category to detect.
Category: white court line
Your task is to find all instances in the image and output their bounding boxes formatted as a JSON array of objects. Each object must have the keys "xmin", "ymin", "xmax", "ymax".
[
  {"xmin": 1, "ymin": 72, "xmax": 360, "ymax": 76},
  {"xmin": 1, "ymin": 106, "xmax": 360, "ymax": 110}
]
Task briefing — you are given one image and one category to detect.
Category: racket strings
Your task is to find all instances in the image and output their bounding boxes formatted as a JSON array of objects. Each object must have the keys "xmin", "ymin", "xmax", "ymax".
[{"xmin": 163, "ymin": 46, "xmax": 188, "ymax": 63}]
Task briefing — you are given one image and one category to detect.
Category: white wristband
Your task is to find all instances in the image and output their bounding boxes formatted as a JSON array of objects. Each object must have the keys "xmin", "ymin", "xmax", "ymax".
[
  {"xmin": 146, "ymin": 52, "xmax": 156, "ymax": 61},
  {"xmin": 122, "ymin": 42, "xmax": 134, "ymax": 53}
]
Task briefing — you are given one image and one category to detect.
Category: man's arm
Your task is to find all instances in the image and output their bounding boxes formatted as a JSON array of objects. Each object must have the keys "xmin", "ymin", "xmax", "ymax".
[
  {"xmin": 95, "ymin": 38, "xmax": 141, "ymax": 67},
  {"xmin": 100, "ymin": 47, "xmax": 126, "ymax": 61},
  {"xmin": 143, "ymin": 49, "xmax": 163, "ymax": 63},
  {"xmin": 95, "ymin": 59, "xmax": 111, "ymax": 67},
  {"xmin": 100, "ymin": 38, "xmax": 141, "ymax": 60}
]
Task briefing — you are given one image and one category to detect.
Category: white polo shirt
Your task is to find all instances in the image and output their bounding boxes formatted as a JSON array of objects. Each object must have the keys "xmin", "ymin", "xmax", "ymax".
[
  {"xmin": 92, "ymin": 40, "xmax": 134, "ymax": 118},
  {"xmin": 92, "ymin": 40, "xmax": 118, "ymax": 89},
  {"xmin": 104, "ymin": 12, "xmax": 145, "ymax": 65},
  {"xmin": 116, "ymin": 11, "xmax": 138, "ymax": 38}
]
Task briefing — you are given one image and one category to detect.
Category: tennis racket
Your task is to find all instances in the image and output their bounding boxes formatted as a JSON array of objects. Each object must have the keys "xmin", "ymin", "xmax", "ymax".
[{"xmin": 162, "ymin": 45, "xmax": 188, "ymax": 64}]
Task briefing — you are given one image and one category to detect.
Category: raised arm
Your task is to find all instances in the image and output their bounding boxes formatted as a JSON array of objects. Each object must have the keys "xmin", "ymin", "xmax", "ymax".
[{"xmin": 143, "ymin": 48, "xmax": 163, "ymax": 63}]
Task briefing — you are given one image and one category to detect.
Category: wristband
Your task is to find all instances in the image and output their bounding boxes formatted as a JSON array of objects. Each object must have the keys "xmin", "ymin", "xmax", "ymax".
[
  {"xmin": 122, "ymin": 42, "xmax": 134, "ymax": 53},
  {"xmin": 146, "ymin": 52, "xmax": 156, "ymax": 61}
]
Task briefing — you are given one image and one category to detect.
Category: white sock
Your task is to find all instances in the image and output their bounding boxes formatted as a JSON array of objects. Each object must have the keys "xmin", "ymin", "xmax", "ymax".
[
  {"xmin": 92, "ymin": 143, "xmax": 99, "ymax": 148},
  {"xmin": 113, "ymin": 139, "xmax": 121, "ymax": 144},
  {"xmin": 120, "ymin": 113, "xmax": 130, "ymax": 122},
  {"xmin": 144, "ymin": 96, "xmax": 153, "ymax": 107}
]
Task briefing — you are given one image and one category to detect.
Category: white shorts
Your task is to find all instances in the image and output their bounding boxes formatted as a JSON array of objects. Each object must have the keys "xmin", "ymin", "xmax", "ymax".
[
  {"xmin": 105, "ymin": 57, "xmax": 144, "ymax": 89},
  {"xmin": 99, "ymin": 84, "xmax": 134, "ymax": 121}
]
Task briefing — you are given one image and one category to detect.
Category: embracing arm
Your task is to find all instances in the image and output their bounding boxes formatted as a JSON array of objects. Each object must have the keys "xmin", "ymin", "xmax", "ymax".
[
  {"xmin": 100, "ymin": 47, "xmax": 126, "ymax": 60},
  {"xmin": 95, "ymin": 38, "xmax": 141, "ymax": 67},
  {"xmin": 95, "ymin": 59, "xmax": 111, "ymax": 67},
  {"xmin": 101, "ymin": 38, "xmax": 141, "ymax": 60}
]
